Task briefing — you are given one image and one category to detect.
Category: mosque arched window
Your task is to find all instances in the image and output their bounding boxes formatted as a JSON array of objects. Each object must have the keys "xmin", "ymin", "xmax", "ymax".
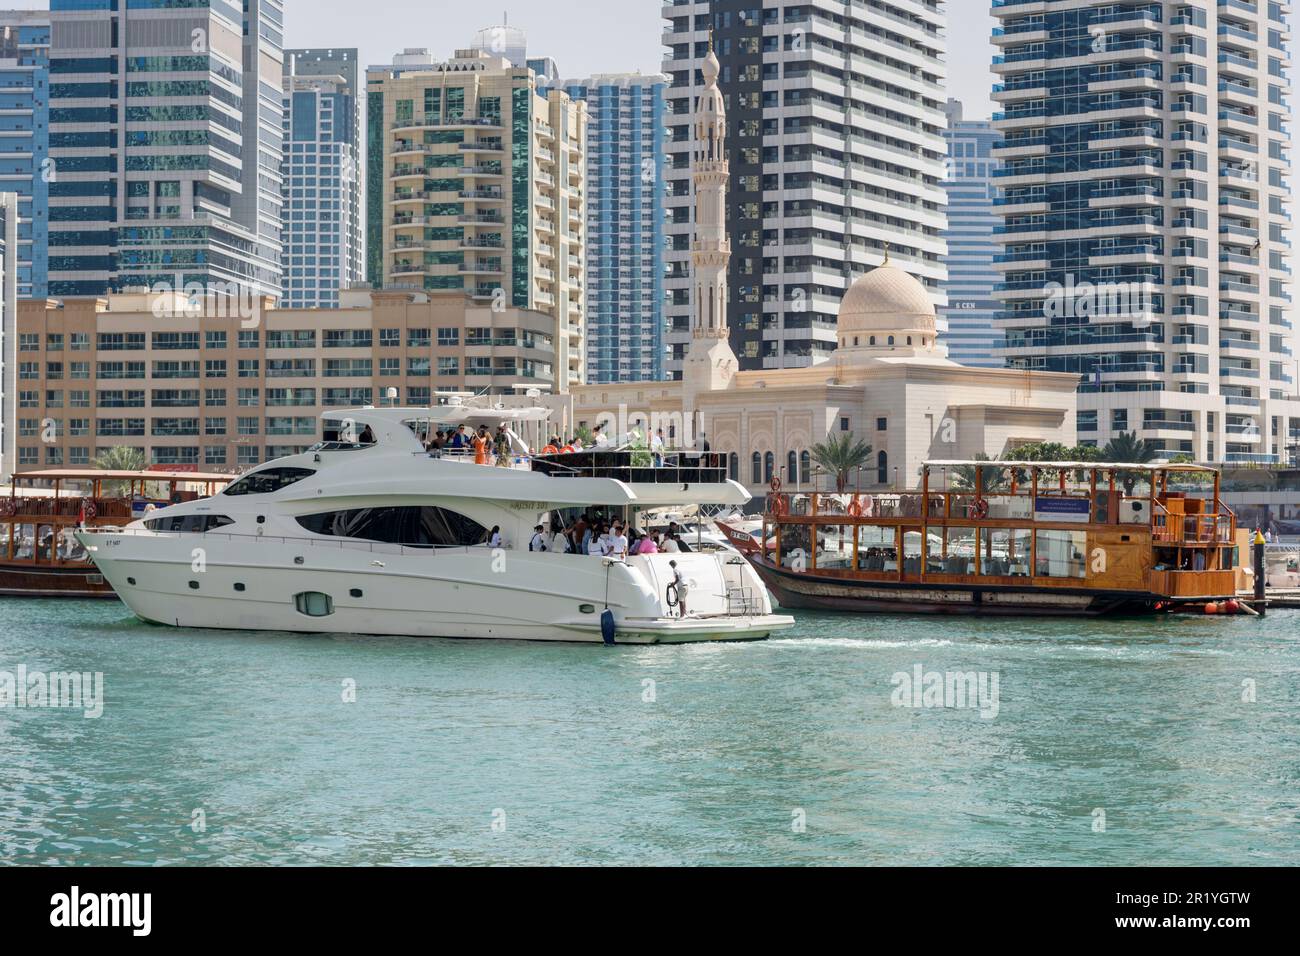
[
  {"xmin": 877, "ymin": 450, "xmax": 889, "ymax": 486},
  {"xmin": 751, "ymin": 452, "xmax": 762, "ymax": 485},
  {"xmin": 764, "ymin": 451, "xmax": 775, "ymax": 484}
]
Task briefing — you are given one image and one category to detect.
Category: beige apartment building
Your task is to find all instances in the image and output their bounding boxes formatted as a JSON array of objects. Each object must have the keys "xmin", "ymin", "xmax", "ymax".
[
  {"xmin": 366, "ymin": 48, "xmax": 587, "ymax": 390},
  {"xmin": 9, "ymin": 288, "xmax": 560, "ymax": 475}
]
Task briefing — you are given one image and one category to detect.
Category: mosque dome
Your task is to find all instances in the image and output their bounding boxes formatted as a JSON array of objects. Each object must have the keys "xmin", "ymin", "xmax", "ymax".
[{"xmin": 838, "ymin": 264, "xmax": 936, "ymax": 335}]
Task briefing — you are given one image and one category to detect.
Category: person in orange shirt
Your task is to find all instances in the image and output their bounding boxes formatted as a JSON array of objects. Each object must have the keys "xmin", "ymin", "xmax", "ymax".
[{"xmin": 472, "ymin": 425, "xmax": 491, "ymax": 465}]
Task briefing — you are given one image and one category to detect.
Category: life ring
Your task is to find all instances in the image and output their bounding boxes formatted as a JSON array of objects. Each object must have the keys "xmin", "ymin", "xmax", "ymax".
[
  {"xmin": 770, "ymin": 494, "xmax": 788, "ymax": 517},
  {"xmin": 770, "ymin": 476, "xmax": 782, "ymax": 494},
  {"xmin": 971, "ymin": 498, "xmax": 989, "ymax": 520},
  {"xmin": 846, "ymin": 495, "xmax": 864, "ymax": 518}
]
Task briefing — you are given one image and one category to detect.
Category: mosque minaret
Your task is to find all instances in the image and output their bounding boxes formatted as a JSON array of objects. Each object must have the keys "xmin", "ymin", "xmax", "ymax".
[{"xmin": 682, "ymin": 39, "xmax": 739, "ymax": 404}]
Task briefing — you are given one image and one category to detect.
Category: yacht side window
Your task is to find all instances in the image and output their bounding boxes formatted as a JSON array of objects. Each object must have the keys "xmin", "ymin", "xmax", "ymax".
[
  {"xmin": 145, "ymin": 515, "xmax": 235, "ymax": 533},
  {"xmin": 223, "ymin": 467, "xmax": 316, "ymax": 497},
  {"xmin": 295, "ymin": 506, "xmax": 489, "ymax": 547}
]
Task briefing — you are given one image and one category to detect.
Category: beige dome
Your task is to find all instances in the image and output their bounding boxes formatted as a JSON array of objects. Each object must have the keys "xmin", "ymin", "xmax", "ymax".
[{"xmin": 838, "ymin": 264, "xmax": 937, "ymax": 336}]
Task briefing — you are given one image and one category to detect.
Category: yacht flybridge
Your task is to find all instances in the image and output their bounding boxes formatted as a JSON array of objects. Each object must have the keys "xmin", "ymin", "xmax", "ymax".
[{"xmin": 76, "ymin": 407, "xmax": 793, "ymax": 644}]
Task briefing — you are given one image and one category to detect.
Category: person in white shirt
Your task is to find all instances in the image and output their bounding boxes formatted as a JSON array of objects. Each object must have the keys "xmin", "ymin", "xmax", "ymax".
[
  {"xmin": 593, "ymin": 425, "xmax": 611, "ymax": 448},
  {"xmin": 661, "ymin": 535, "xmax": 681, "ymax": 554},
  {"xmin": 489, "ymin": 526, "xmax": 503, "ymax": 549},
  {"xmin": 609, "ymin": 523, "xmax": 629, "ymax": 561},
  {"xmin": 650, "ymin": 429, "xmax": 665, "ymax": 466},
  {"xmin": 529, "ymin": 525, "xmax": 548, "ymax": 552}
]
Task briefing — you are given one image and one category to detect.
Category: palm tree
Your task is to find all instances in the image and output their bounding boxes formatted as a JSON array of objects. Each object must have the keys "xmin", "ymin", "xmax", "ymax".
[
  {"xmin": 95, "ymin": 446, "xmax": 147, "ymax": 497},
  {"xmin": 1103, "ymin": 431, "xmax": 1157, "ymax": 496},
  {"xmin": 809, "ymin": 431, "xmax": 873, "ymax": 493},
  {"xmin": 950, "ymin": 453, "xmax": 1008, "ymax": 493},
  {"xmin": 95, "ymin": 446, "xmax": 146, "ymax": 472},
  {"xmin": 1103, "ymin": 431, "xmax": 1157, "ymax": 464}
]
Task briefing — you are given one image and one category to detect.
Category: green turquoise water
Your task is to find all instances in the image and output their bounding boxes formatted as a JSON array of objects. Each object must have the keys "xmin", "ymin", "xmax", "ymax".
[{"xmin": 1, "ymin": 599, "xmax": 1296, "ymax": 866}]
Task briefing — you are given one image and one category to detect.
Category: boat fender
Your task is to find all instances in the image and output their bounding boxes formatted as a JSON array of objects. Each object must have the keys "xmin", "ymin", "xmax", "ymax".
[{"xmin": 600, "ymin": 608, "xmax": 616, "ymax": 646}]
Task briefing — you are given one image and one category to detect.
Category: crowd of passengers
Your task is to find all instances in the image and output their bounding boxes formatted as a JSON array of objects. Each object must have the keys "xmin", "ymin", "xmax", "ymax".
[
  {"xmin": 417, "ymin": 423, "xmax": 691, "ymax": 467},
  {"xmin": 482, "ymin": 514, "xmax": 696, "ymax": 560}
]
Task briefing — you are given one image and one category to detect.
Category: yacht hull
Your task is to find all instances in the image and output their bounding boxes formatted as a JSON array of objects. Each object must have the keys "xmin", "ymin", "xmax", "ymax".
[{"xmin": 79, "ymin": 531, "xmax": 793, "ymax": 644}]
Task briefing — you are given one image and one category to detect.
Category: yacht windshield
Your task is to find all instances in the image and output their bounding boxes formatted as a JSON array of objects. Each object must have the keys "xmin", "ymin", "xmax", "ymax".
[{"xmin": 223, "ymin": 467, "xmax": 316, "ymax": 497}]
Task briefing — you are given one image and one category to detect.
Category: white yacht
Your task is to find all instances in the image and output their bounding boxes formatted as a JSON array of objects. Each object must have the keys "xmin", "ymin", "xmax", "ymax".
[{"xmin": 76, "ymin": 407, "xmax": 794, "ymax": 644}]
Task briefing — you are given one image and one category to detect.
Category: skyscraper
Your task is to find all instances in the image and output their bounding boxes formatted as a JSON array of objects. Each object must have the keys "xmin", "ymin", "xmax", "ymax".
[
  {"xmin": 551, "ymin": 73, "xmax": 669, "ymax": 383},
  {"xmin": 283, "ymin": 48, "xmax": 363, "ymax": 308},
  {"xmin": 662, "ymin": 1, "xmax": 949, "ymax": 376},
  {"xmin": 46, "ymin": 0, "xmax": 283, "ymax": 300},
  {"xmin": 940, "ymin": 99, "xmax": 1002, "ymax": 367},
  {"xmin": 366, "ymin": 47, "xmax": 587, "ymax": 391},
  {"xmin": 0, "ymin": 11, "xmax": 49, "ymax": 300},
  {"xmin": 992, "ymin": 0, "xmax": 1299, "ymax": 462}
]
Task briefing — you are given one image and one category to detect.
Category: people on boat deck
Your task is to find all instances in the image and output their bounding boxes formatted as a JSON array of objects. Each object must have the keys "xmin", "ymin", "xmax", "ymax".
[
  {"xmin": 471, "ymin": 426, "xmax": 491, "ymax": 465},
  {"xmin": 609, "ymin": 522, "xmax": 629, "ymax": 561},
  {"xmin": 661, "ymin": 534, "xmax": 681, "ymax": 554},
  {"xmin": 669, "ymin": 560, "xmax": 689, "ymax": 618},
  {"xmin": 587, "ymin": 524, "xmax": 608, "ymax": 556},
  {"xmin": 529, "ymin": 525, "xmax": 548, "ymax": 552},
  {"xmin": 359, "ymin": 425, "xmax": 376, "ymax": 445},
  {"xmin": 592, "ymin": 425, "xmax": 611, "ymax": 448},
  {"xmin": 489, "ymin": 526, "xmax": 503, "ymax": 549},
  {"xmin": 494, "ymin": 426, "xmax": 512, "ymax": 466},
  {"xmin": 636, "ymin": 533, "xmax": 660, "ymax": 555}
]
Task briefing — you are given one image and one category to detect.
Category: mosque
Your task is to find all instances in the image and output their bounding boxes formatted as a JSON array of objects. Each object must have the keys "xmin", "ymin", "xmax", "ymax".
[{"xmin": 570, "ymin": 45, "xmax": 1079, "ymax": 493}]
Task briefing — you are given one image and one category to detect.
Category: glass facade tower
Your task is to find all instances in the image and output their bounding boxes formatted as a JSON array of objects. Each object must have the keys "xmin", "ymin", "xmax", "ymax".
[
  {"xmin": 283, "ymin": 48, "xmax": 363, "ymax": 308},
  {"xmin": 46, "ymin": 0, "xmax": 283, "ymax": 300},
  {"xmin": 941, "ymin": 99, "xmax": 1003, "ymax": 367},
  {"xmin": 550, "ymin": 73, "xmax": 668, "ymax": 383},
  {"xmin": 0, "ymin": 12, "xmax": 50, "ymax": 299},
  {"xmin": 991, "ymin": 0, "xmax": 1299, "ymax": 462}
]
